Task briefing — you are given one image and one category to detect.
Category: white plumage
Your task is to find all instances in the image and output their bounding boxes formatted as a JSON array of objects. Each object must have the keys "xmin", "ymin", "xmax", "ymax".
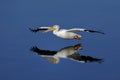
[{"xmin": 29, "ymin": 25, "xmax": 104, "ymax": 40}]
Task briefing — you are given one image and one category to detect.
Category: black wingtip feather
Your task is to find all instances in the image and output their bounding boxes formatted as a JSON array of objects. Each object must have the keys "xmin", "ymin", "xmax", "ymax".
[
  {"xmin": 29, "ymin": 28, "xmax": 39, "ymax": 32},
  {"xmin": 30, "ymin": 46, "xmax": 40, "ymax": 52},
  {"xmin": 84, "ymin": 29, "xmax": 105, "ymax": 35},
  {"xmin": 30, "ymin": 46, "xmax": 57, "ymax": 56}
]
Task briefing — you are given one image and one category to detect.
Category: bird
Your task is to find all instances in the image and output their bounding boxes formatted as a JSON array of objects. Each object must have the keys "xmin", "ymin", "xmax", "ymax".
[
  {"xmin": 29, "ymin": 25, "xmax": 105, "ymax": 40},
  {"xmin": 30, "ymin": 44, "xmax": 103, "ymax": 64}
]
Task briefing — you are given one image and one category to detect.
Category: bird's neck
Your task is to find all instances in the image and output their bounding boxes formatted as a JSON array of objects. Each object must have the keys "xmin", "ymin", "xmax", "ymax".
[{"xmin": 53, "ymin": 28, "xmax": 59, "ymax": 34}]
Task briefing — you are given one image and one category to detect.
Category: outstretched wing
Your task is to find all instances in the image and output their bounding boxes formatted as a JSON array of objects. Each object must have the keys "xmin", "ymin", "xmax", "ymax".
[
  {"xmin": 67, "ymin": 53, "xmax": 104, "ymax": 63},
  {"xmin": 30, "ymin": 46, "xmax": 57, "ymax": 56},
  {"xmin": 66, "ymin": 28, "xmax": 105, "ymax": 34},
  {"xmin": 29, "ymin": 27, "xmax": 50, "ymax": 32}
]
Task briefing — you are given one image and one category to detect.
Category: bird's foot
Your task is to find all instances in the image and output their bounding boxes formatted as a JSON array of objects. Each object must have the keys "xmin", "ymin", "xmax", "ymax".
[{"xmin": 74, "ymin": 35, "xmax": 81, "ymax": 40}]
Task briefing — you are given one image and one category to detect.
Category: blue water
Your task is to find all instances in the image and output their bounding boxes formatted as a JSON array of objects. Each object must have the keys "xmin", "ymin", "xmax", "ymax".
[{"xmin": 0, "ymin": 0, "xmax": 120, "ymax": 80}]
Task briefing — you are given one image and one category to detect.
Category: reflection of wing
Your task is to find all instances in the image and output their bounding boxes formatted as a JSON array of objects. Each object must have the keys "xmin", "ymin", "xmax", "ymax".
[
  {"xmin": 29, "ymin": 27, "xmax": 50, "ymax": 32},
  {"xmin": 67, "ymin": 53, "xmax": 103, "ymax": 63},
  {"xmin": 66, "ymin": 28, "xmax": 105, "ymax": 34},
  {"xmin": 30, "ymin": 47, "xmax": 57, "ymax": 56},
  {"xmin": 58, "ymin": 46, "xmax": 74, "ymax": 52}
]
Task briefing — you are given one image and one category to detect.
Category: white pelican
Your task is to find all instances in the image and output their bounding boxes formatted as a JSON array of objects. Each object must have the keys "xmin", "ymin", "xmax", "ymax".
[
  {"xmin": 30, "ymin": 44, "xmax": 103, "ymax": 64},
  {"xmin": 29, "ymin": 25, "xmax": 105, "ymax": 40}
]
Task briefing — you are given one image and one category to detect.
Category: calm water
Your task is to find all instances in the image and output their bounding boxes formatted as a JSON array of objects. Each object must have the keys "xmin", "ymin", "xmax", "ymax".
[{"xmin": 0, "ymin": 0, "xmax": 120, "ymax": 80}]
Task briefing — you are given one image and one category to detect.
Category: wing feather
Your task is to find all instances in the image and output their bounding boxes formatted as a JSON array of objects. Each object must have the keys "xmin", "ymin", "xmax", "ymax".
[
  {"xmin": 29, "ymin": 27, "xmax": 50, "ymax": 32},
  {"xmin": 30, "ymin": 46, "xmax": 57, "ymax": 56},
  {"xmin": 67, "ymin": 53, "xmax": 104, "ymax": 63},
  {"xmin": 66, "ymin": 28, "xmax": 105, "ymax": 34}
]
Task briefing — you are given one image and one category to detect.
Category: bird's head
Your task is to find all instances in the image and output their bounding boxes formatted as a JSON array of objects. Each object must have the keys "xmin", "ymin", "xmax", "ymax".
[{"xmin": 44, "ymin": 25, "xmax": 59, "ymax": 33}]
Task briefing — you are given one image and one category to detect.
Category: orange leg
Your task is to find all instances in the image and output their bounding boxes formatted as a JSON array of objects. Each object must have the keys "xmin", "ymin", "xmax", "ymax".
[{"xmin": 74, "ymin": 35, "xmax": 81, "ymax": 40}]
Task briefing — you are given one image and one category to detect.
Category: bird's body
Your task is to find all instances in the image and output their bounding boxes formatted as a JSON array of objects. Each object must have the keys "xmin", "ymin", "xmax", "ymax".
[
  {"xmin": 29, "ymin": 25, "xmax": 104, "ymax": 40},
  {"xmin": 53, "ymin": 29, "xmax": 80, "ymax": 40},
  {"xmin": 54, "ymin": 45, "xmax": 79, "ymax": 58}
]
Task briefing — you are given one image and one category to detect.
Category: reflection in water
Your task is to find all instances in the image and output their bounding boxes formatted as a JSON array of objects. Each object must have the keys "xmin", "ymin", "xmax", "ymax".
[{"xmin": 30, "ymin": 44, "xmax": 103, "ymax": 64}]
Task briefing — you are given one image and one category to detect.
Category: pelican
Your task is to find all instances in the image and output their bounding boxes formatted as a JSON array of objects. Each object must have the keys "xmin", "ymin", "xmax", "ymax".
[
  {"xmin": 30, "ymin": 44, "xmax": 103, "ymax": 64},
  {"xmin": 29, "ymin": 25, "xmax": 105, "ymax": 40}
]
